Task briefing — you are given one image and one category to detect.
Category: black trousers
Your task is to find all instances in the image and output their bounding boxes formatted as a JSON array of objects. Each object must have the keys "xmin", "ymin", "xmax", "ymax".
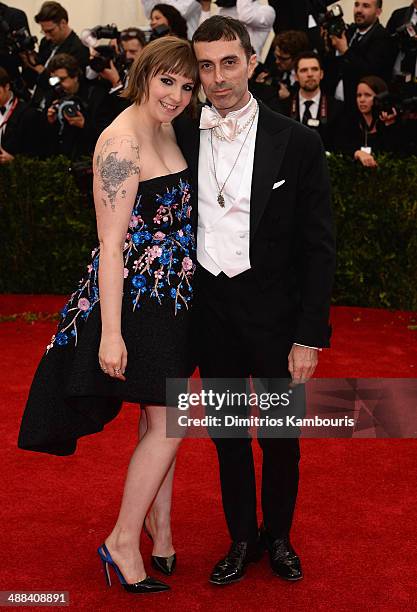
[{"xmin": 195, "ymin": 265, "xmax": 301, "ymax": 542}]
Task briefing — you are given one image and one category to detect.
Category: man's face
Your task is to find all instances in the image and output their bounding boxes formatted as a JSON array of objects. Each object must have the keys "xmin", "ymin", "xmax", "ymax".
[
  {"xmin": 0, "ymin": 84, "xmax": 11, "ymax": 106},
  {"xmin": 353, "ymin": 1, "xmax": 381, "ymax": 29},
  {"xmin": 274, "ymin": 46, "xmax": 294, "ymax": 72},
  {"xmin": 39, "ymin": 19, "xmax": 68, "ymax": 44},
  {"xmin": 50, "ymin": 68, "xmax": 79, "ymax": 94},
  {"xmin": 193, "ymin": 38, "xmax": 256, "ymax": 116},
  {"xmin": 121, "ymin": 38, "xmax": 144, "ymax": 62},
  {"xmin": 296, "ymin": 58, "xmax": 323, "ymax": 93}
]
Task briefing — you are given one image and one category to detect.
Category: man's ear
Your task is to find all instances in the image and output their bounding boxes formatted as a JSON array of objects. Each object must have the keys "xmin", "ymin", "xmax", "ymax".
[{"xmin": 247, "ymin": 53, "xmax": 257, "ymax": 79}]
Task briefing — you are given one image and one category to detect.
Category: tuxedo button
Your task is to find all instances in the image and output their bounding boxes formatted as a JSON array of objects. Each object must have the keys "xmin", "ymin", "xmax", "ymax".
[{"xmin": 236, "ymin": 250, "xmax": 242, "ymax": 255}]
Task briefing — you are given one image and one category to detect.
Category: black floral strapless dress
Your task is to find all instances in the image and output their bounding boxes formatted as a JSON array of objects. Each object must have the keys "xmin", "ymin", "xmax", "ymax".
[{"xmin": 18, "ymin": 169, "xmax": 196, "ymax": 456}]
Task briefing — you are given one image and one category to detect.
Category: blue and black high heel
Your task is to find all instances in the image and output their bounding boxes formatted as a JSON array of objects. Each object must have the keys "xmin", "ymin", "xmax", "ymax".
[
  {"xmin": 143, "ymin": 522, "xmax": 177, "ymax": 576},
  {"xmin": 97, "ymin": 543, "xmax": 170, "ymax": 593}
]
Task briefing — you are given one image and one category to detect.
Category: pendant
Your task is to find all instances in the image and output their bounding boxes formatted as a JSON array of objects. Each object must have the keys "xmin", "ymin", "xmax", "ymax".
[{"xmin": 217, "ymin": 193, "xmax": 225, "ymax": 207}]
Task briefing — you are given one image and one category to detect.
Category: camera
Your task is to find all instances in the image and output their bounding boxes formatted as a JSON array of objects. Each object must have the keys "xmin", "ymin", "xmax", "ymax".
[
  {"xmin": 0, "ymin": 19, "xmax": 38, "ymax": 56},
  {"xmin": 49, "ymin": 75, "xmax": 83, "ymax": 122},
  {"xmin": 317, "ymin": 4, "xmax": 346, "ymax": 38},
  {"xmin": 88, "ymin": 44, "xmax": 116, "ymax": 72},
  {"xmin": 374, "ymin": 91, "xmax": 417, "ymax": 117},
  {"xmin": 149, "ymin": 24, "xmax": 171, "ymax": 41},
  {"xmin": 391, "ymin": 22, "xmax": 417, "ymax": 53}
]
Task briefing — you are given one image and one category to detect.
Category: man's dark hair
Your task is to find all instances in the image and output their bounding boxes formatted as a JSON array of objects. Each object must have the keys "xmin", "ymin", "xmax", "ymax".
[
  {"xmin": 152, "ymin": 4, "xmax": 188, "ymax": 40},
  {"xmin": 294, "ymin": 51, "xmax": 323, "ymax": 72},
  {"xmin": 35, "ymin": 1, "xmax": 68, "ymax": 24},
  {"xmin": 120, "ymin": 27, "xmax": 147, "ymax": 48},
  {"xmin": 273, "ymin": 30, "xmax": 310, "ymax": 59},
  {"xmin": 48, "ymin": 53, "xmax": 80, "ymax": 77},
  {"xmin": 0, "ymin": 67, "xmax": 11, "ymax": 87},
  {"xmin": 192, "ymin": 15, "xmax": 252, "ymax": 60}
]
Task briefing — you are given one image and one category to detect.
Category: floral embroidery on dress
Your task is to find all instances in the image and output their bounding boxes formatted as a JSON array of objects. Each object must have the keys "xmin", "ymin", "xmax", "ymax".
[{"xmin": 46, "ymin": 177, "xmax": 195, "ymax": 353}]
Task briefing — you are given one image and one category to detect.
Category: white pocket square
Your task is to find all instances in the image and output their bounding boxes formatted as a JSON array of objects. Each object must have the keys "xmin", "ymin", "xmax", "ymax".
[{"xmin": 273, "ymin": 180, "xmax": 286, "ymax": 190}]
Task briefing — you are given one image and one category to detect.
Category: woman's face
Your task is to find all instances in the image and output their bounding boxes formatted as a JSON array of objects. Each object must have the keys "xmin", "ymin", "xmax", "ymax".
[
  {"xmin": 151, "ymin": 9, "xmax": 169, "ymax": 30},
  {"xmin": 144, "ymin": 71, "xmax": 194, "ymax": 121},
  {"xmin": 357, "ymin": 82, "xmax": 375, "ymax": 115}
]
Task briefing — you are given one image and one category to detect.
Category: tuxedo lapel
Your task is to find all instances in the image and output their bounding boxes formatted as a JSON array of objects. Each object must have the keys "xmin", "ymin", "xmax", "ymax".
[{"xmin": 250, "ymin": 102, "xmax": 292, "ymax": 242}]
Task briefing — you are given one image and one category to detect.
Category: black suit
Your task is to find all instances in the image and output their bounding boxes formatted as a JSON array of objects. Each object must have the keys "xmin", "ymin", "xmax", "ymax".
[
  {"xmin": 0, "ymin": 98, "xmax": 43, "ymax": 157},
  {"xmin": 386, "ymin": 4, "xmax": 417, "ymax": 34},
  {"xmin": 175, "ymin": 102, "xmax": 335, "ymax": 541},
  {"xmin": 324, "ymin": 20, "xmax": 396, "ymax": 109},
  {"xmin": 280, "ymin": 91, "xmax": 346, "ymax": 152},
  {"xmin": 0, "ymin": 2, "xmax": 30, "ymax": 83}
]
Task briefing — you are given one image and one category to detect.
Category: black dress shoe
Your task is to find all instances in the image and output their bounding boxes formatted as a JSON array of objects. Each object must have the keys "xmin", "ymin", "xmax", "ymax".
[
  {"xmin": 260, "ymin": 526, "xmax": 303, "ymax": 581},
  {"xmin": 209, "ymin": 540, "xmax": 264, "ymax": 585}
]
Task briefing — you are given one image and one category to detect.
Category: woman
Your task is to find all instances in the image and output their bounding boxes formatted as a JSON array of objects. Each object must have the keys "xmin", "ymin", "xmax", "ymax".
[
  {"xmin": 343, "ymin": 75, "xmax": 404, "ymax": 168},
  {"xmin": 150, "ymin": 4, "xmax": 188, "ymax": 40},
  {"xmin": 18, "ymin": 37, "xmax": 199, "ymax": 594}
]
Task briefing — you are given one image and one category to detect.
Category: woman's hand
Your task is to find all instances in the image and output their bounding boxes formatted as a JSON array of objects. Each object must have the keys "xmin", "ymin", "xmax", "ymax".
[
  {"xmin": 99, "ymin": 333, "xmax": 127, "ymax": 380},
  {"xmin": 354, "ymin": 149, "xmax": 378, "ymax": 168},
  {"xmin": 379, "ymin": 107, "xmax": 397, "ymax": 127}
]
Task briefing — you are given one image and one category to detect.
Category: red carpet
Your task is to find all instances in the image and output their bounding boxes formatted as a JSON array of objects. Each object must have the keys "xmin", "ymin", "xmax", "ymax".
[{"xmin": 1, "ymin": 295, "xmax": 417, "ymax": 611}]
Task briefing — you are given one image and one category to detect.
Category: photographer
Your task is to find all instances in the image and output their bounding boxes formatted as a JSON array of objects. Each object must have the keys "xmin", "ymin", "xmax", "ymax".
[
  {"xmin": 43, "ymin": 53, "xmax": 104, "ymax": 159},
  {"xmin": 342, "ymin": 75, "xmax": 405, "ymax": 167},
  {"xmin": 150, "ymin": 4, "xmax": 188, "ymax": 39},
  {"xmin": 0, "ymin": 2, "xmax": 31, "ymax": 84},
  {"xmin": 323, "ymin": 0, "xmax": 396, "ymax": 109},
  {"xmin": 280, "ymin": 51, "xmax": 346, "ymax": 152},
  {"xmin": 387, "ymin": 1, "xmax": 417, "ymax": 95},
  {"xmin": 21, "ymin": 1, "xmax": 89, "ymax": 108},
  {"xmin": 0, "ymin": 66, "xmax": 42, "ymax": 162},
  {"xmin": 254, "ymin": 30, "xmax": 310, "ymax": 104},
  {"xmin": 142, "ymin": 0, "xmax": 202, "ymax": 38}
]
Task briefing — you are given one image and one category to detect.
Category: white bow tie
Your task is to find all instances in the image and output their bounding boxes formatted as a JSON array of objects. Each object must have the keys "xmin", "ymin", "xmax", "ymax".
[{"xmin": 199, "ymin": 106, "xmax": 238, "ymax": 142}]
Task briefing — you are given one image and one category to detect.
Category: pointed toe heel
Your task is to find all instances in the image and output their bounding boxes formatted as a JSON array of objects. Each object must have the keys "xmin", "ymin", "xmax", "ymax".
[
  {"xmin": 97, "ymin": 543, "xmax": 170, "ymax": 593},
  {"xmin": 144, "ymin": 522, "xmax": 177, "ymax": 576}
]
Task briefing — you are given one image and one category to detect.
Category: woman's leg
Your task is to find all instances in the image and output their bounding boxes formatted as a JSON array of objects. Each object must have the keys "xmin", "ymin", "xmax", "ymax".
[
  {"xmin": 140, "ymin": 410, "xmax": 176, "ymax": 557},
  {"xmin": 104, "ymin": 405, "xmax": 182, "ymax": 584}
]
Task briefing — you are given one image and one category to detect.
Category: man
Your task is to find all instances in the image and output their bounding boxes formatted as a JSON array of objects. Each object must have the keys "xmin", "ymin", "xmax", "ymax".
[
  {"xmin": 43, "ymin": 53, "xmax": 104, "ymax": 159},
  {"xmin": 281, "ymin": 51, "xmax": 346, "ymax": 152},
  {"xmin": 0, "ymin": 67, "xmax": 42, "ymax": 162},
  {"xmin": 175, "ymin": 16, "xmax": 335, "ymax": 584},
  {"xmin": 324, "ymin": 0, "xmax": 396, "ymax": 108},
  {"xmin": 386, "ymin": 1, "xmax": 417, "ymax": 93},
  {"xmin": 21, "ymin": 1, "xmax": 89, "ymax": 108},
  {"xmin": 0, "ymin": 2, "xmax": 31, "ymax": 84}
]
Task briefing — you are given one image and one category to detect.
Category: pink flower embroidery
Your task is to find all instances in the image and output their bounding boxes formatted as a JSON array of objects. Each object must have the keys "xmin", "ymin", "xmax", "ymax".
[
  {"xmin": 151, "ymin": 246, "xmax": 162, "ymax": 258},
  {"xmin": 124, "ymin": 268, "xmax": 129, "ymax": 278},
  {"xmin": 129, "ymin": 215, "xmax": 139, "ymax": 228},
  {"xmin": 78, "ymin": 298, "xmax": 90, "ymax": 311},
  {"xmin": 87, "ymin": 264, "xmax": 93, "ymax": 273},
  {"xmin": 154, "ymin": 231, "xmax": 166, "ymax": 240},
  {"xmin": 182, "ymin": 257, "xmax": 193, "ymax": 272}
]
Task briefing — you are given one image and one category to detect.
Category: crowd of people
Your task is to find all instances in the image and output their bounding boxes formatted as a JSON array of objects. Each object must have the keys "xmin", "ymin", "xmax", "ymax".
[{"xmin": 0, "ymin": 0, "xmax": 416, "ymax": 168}]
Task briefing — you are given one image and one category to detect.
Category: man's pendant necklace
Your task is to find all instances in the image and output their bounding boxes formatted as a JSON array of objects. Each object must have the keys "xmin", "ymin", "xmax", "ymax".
[{"xmin": 210, "ymin": 107, "xmax": 258, "ymax": 208}]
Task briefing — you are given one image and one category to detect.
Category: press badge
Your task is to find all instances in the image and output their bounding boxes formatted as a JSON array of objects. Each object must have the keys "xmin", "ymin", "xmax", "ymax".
[
  {"xmin": 361, "ymin": 146, "xmax": 372, "ymax": 154},
  {"xmin": 307, "ymin": 118, "xmax": 320, "ymax": 127}
]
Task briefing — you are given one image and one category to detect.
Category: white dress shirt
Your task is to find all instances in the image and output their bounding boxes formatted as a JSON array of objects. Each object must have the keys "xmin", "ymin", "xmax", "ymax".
[
  {"xmin": 141, "ymin": 0, "xmax": 202, "ymax": 38},
  {"xmin": 0, "ymin": 93, "xmax": 14, "ymax": 147},
  {"xmin": 393, "ymin": 8, "xmax": 417, "ymax": 79},
  {"xmin": 198, "ymin": 94, "xmax": 258, "ymax": 278},
  {"xmin": 299, "ymin": 90, "xmax": 321, "ymax": 121},
  {"xmin": 219, "ymin": 0, "xmax": 275, "ymax": 59}
]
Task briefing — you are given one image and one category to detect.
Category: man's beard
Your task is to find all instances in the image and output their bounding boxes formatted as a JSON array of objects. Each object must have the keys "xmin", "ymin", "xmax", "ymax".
[{"xmin": 301, "ymin": 81, "xmax": 319, "ymax": 93}]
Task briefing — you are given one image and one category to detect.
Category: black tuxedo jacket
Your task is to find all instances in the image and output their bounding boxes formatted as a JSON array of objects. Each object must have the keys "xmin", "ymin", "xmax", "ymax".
[
  {"xmin": 386, "ymin": 5, "xmax": 416, "ymax": 34},
  {"xmin": 1, "ymin": 99, "xmax": 43, "ymax": 156},
  {"xmin": 324, "ymin": 21, "xmax": 396, "ymax": 107},
  {"xmin": 174, "ymin": 101, "xmax": 335, "ymax": 348}
]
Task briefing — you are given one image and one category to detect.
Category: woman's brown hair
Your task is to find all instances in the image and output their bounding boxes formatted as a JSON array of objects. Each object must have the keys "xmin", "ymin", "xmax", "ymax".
[{"xmin": 121, "ymin": 36, "xmax": 199, "ymax": 112}]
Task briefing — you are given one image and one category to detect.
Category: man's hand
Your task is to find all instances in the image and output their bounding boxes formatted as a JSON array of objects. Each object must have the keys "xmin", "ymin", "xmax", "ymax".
[
  {"xmin": 330, "ymin": 32, "xmax": 348, "ymax": 54},
  {"xmin": 65, "ymin": 110, "xmax": 85, "ymax": 128},
  {"xmin": 100, "ymin": 60, "xmax": 121, "ymax": 88},
  {"xmin": 255, "ymin": 70, "xmax": 269, "ymax": 83},
  {"xmin": 288, "ymin": 344, "xmax": 318, "ymax": 384},
  {"xmin": 19, "ymin": 50, "xmax": 44, "ymax": 73},
  {"xmin": 0, "ymin": 147, "xmax": 14, "ymax": 164},
  {"xmin": 47, "ymin": 103, "xmax": 58, "ymax": 124},
  {"xmin": 278, "ymin": 81, "xmax": 291, "ymax": 100}
]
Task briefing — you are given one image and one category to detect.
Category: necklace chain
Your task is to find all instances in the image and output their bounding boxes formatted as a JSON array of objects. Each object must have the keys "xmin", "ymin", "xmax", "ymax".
[{"xmin": 210, "ymin": 105, "xmax": 258, "ymax": 208}]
